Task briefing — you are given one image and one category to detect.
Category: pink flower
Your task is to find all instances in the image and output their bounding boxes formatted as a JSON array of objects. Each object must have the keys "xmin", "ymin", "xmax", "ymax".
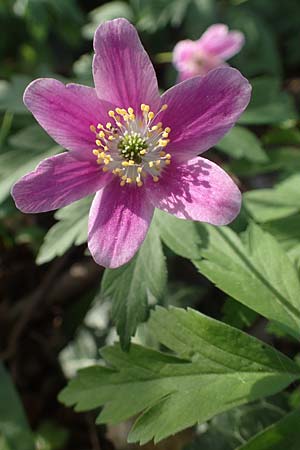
[
  {"xmin": 12, "ymin": 19, "xmax": 251, "ymax": 268},
  {"xmin": 173, "ymin": 24, "xmax": 245, "ymax": 81}
]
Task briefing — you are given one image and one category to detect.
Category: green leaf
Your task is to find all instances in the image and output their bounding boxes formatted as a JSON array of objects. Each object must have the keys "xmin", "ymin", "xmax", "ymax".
[
  {"xmin": 262, "ymin": 128, "xmax": 300, "ymax": 146},
  {"xmin": 155, "ymin": 209, "xmax": 205, "ymax": 260},
  {"xmin": 244, "ymin": 174, "xmax": 300, "ymax": 222},
  {"xmin": 229, "ymin": 147, "xmax": 300, "ymax": 177},
  {"xmin": 34, "ymin": 421, "xmax": 69, "ymax": 450},
  {"xmin": 0, "ymin": 125, "xmax": 60, "ymax": 204},
  {"xmin": 0, "ymin": 76, "xmax": 31, "ymax": 114},
  {"xmin": 263, "ymin": 215, "xmax": 300, "ymax": 263},
  {"xmin": 185, "ymin": 398, "xmax": 287, "ymax": 450},
  {"xmin": 82, "ymin": 2, "xmax": 134, "ymax": 39},
  {"xmin": 194, "ymin": 222, "xmax": 300, "ymax": 339},
  {"xmin": 36, "ymin": 196, "xmax": 92, "ymax": 264},
  {"xmin": 0, "ymin": 363, "xmax": 35, "ymax": 450},
  {"xmin": 59, "ymin": 307, "xmax": 300, "ymax": 445},
  {"xmin": 237, "ymin": 408, "xmax": 300, "ymax": 450},
  {"xmin": 101, "ymin": 222, "xmax": 167, "ymax": 350},
  {"xmin": 222, "ymin": 298, "xmax": 258, "ymax": 330},
  {"xmin": 136, "ymin": 0, "xmax": 190, "ymax": 32},
  {"xmin": 239, "ymin": 78, "xmax": 297, "ymax": 125},
  {"xmin": 216, "ymin": 126, "xmax": 268, "ymax": 162}
]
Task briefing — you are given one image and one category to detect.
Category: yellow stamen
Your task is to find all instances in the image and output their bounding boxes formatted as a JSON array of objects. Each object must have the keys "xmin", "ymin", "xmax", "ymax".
[
  {"xmin": 153, "ymin": 176, "xmax": 159, "ymax": 182},
  {"xmin": 90, "ymin": 125, "xmax": 96, "ymax": 133}
]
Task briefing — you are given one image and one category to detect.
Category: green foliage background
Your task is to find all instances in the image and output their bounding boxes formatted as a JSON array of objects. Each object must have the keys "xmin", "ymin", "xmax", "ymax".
[{"xmin": 1, "ymin": 1, "xmax": 300, "ymax": 449}]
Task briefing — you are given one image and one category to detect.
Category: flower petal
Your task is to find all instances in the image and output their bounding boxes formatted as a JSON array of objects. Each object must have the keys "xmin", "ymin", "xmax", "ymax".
[
  {"xmin": 173, "ymin": 39, "xmax": 224, "ymax": 80},
  {"xmin": 24, "ymin": 79, "xmax": 112, "ymax": 160},
  {"xmin": 12, "ymin": 152, "xmax": 111, "ymax": 213},
  {"xmin": 145, "ymin": 157, "xmax": 241, "ymax": 225},
  {"xmin": 159, "ymin": 67, "xmax": 251, "ymax": 161},
  {"xmin": 198, "ymin": 24, "xmax": 245, "ymax": 60},
  {"xmin": 93, "ymin": 18, "xmax": 160, "ymax": 112},
  {"xmin": 173, "ymin": 39, "xmax": 198, "ymax": 75},
  {"xmin": 88, "ymin": 180, "xmax": 154, "ymax": 268}
]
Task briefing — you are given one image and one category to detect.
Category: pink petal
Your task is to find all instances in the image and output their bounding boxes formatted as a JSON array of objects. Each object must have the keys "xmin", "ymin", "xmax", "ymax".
[
  {"xmin": 173, "ymin": 39, "xmax": 224, "ymax": 79},
  {"xmin": 24, "ymin": 79, "xmax": 112, "ymax": 161},
  {"xmin": 12, "ymin": 152, "xmax": 111, "ymax": 213},
  {"xmin": 88, "ymin": 179, "xmax": 154, "ymax": 268},
  {"xmin": 93, "ymin": 18, "xmax": 160, "ymax": 112},
  {"xmin": 145, "ymin": 157, "xmax": 241, "ymax": 225},
  {"xmin": 159, "ymin": 67, "xmax": 251, "ymax": 161},
  {"xmin": 198, "ymin": 24, "xmax": 245, "ymax": 60},
  {"xmin": 173, "ymin": 39, "xmax": 198, "ymax": 74}
]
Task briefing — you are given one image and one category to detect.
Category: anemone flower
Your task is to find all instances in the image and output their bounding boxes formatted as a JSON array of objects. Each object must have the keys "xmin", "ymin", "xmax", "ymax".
[
  {"xmin": 12, "ymin": 18, "xmax": 251, "ymax": 268},
  {"xmin": 173, "ymin": 24, "xmax": 245, "ymax": 81}
]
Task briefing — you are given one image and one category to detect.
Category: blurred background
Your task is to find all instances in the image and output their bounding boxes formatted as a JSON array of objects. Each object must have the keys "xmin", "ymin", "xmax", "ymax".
[{"xmin": 1, "ymin": 1, "xmax": 300, "ymax": 449}]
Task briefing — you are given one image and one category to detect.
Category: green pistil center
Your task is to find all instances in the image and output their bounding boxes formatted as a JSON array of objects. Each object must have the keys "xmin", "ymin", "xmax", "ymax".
[{"xmin": 118, "ymin": 132, "xmax": 147, "ymax": 163}]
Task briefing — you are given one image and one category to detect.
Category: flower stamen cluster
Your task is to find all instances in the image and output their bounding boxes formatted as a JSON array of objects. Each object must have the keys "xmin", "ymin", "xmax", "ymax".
[{"xmin": 90, "ymin": 103, "xmax": 171, "ymax": 187}]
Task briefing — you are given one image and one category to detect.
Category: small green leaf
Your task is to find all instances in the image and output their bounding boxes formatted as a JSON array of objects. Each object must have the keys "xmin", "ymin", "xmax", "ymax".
[
  {"xmin": 34, "ymin": 421, "xmax": 69, "ymax": 450},
  {"xmin": 36, "ymin": 196, "xmax": 92, "ymax": 264},
  {"xmin": 0, "ymin": 363, "xmax": 35, "ymax": 450},
  {"xmin": 101, "ymin": 222, "xmax": 167, "ymax": 350},
  {"xmin": 155, "ymin": 209, "xmax": 205, "ymax": 260},
  {"xmin": 59, "ymin": 307, "xmax": 300, "ymax": 445},
  {"xmin": 0, "ymin": 76, "xmax": 31, "ymax": 114},
  {"xmin": 1, "ymin": 124, "xmax": 61, "ymax": 204},
  {"xmin": 194, "ymin": 222, "xmax": 300, "ymax": 339},
  {"xmin": 244, "ymin": 174, "xmax": 300, "ymax": 222},
  {"xmin": 185, "ymin": 398, "xmax": 287, "ymax": 450},
  {"xmin": 82, "ymin": 2, "xmax": 134, "ymax": 39},
  {"xmin": 229, "ymin": 147, "xmax": 300, "ymax": 177},
  {"xmin": 263, "ymin": 215, "xmax": 300, "ymax": 263},
  {"xmin": 222, "ymin": 298, "xmax": 258, "ymax": 330},
  {"xmin": 216, "ymin": 126, "xmax": 268, "ymax": 162},
  {"xmin": 239, "ymin": 78, "xmax": 297, "ymax": 125},
  {"xmin": 237, "ymin": 408, "xmax": 300, "ymax": 450}
]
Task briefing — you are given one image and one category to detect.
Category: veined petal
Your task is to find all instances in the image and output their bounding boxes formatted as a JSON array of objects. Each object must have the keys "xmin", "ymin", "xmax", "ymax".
[
  {"xmin": 198, "ymin": 24, "xmax": 245, "ymax": 60},
  {"xmin": 159, "ymin": 67, "xmax": 251, "ymax": 161},
  {"xmin": 88, "ymin": 180, "xmax": 154, "ymax": 268},
  {"xmin": 145, "ymin": 157, "xmax": 241, "ymax": 225},
  {"xmin": 24, "ymin": 79, "xmax": 112, "ymax": 160},
  {"xmin": 93, "ymin": 18, "xmax": 160, "ymax": 112},
  {"xmin": 11, "ymin": 152, "xmax": 111, "ymax": 213}
]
